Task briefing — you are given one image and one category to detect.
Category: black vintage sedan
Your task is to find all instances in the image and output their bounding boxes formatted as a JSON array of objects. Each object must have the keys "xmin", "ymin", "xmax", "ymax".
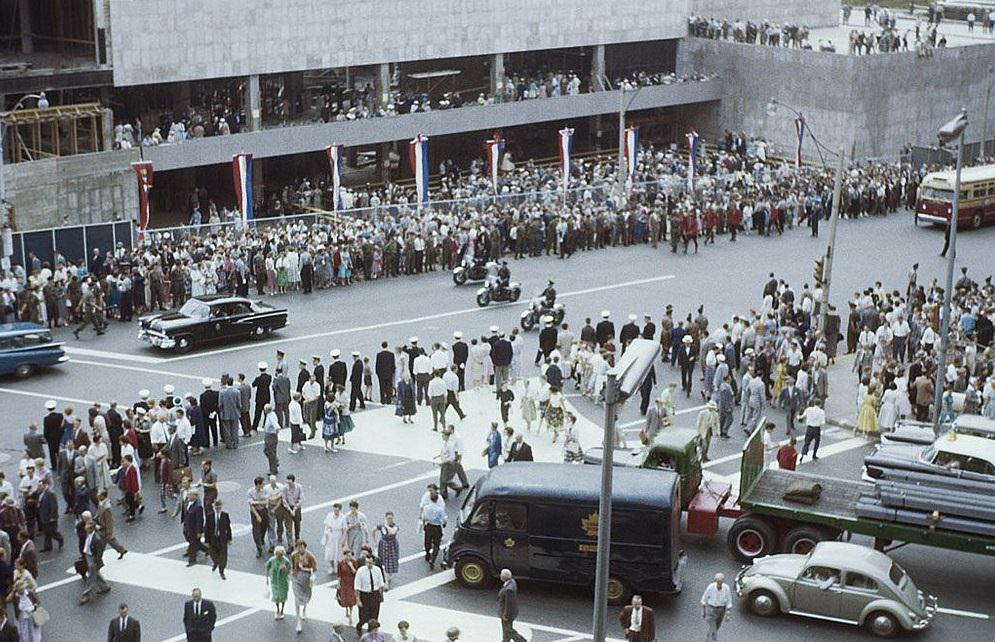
[{"xmin": 139, "ymin": 295, "xmax": 288, "ymax": 352}]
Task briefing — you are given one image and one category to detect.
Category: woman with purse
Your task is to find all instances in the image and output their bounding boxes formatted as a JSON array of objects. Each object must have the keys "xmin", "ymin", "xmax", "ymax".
[
  {"xmin": 6, "ymin": 579, "xmax": 44, "ymax": 641},
  {"xmin": 290, "ymin": 539, "xmax": 317, "ymax": 633},
  {"xmin": 265, "ymin": 545, "xmax": 292, "ymax": 621}
]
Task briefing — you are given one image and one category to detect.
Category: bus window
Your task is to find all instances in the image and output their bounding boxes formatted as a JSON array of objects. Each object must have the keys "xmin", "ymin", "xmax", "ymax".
[{"xmin": 922, "ymin": 187, "xmax": 953, "ymax": 201}]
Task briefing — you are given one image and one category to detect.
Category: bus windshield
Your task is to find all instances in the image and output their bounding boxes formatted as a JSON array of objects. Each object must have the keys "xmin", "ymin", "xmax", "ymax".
[{"xmin": 921, "ymin": 187, "xmax": 954, "ymax": 201}]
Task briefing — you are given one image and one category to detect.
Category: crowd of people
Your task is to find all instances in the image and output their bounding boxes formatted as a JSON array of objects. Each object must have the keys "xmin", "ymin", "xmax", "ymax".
[
  {"xmin": 688, "ymin": 15, "xmax": 812, "ymax": 48},
  {"xmin": 849, "ymin": 267, "xmax": 995, "ymax": 435}
]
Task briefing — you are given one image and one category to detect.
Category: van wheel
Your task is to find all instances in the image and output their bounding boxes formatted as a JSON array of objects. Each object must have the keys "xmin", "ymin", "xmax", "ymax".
[
  {"xmin": 780, "ymin": 525, "xmax": 829, "ymax": 555},
  {"xmin": 606, "ymin": 577, "xmax": 631, "ymax": 605},
  {"xmin": 748, "ymin": 589, "xmax": 780, "ymax": 617},
  {"xmin": 455, "ymin": 558, "xmax": 490, "ymax": 589},
  {"xmin": 866, "ymin": 611, "xmax": 900, "ymax": 638},
  {"xmin": 14, "ymin": 364, "xmax": 34, "ymax": 378},
  {"xmin": 727, "ymin": 516, "xmax": 777, "ymax": 562}
]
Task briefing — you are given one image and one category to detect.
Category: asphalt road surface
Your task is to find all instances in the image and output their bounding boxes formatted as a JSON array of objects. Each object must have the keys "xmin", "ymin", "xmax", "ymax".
[{"xmin": 3, "ymin": 214, "xmax": 994, "ymax": 642}]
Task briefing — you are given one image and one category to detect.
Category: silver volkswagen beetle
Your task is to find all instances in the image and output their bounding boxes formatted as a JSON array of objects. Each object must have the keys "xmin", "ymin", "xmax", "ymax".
[{"xmin": 734, "ymin": 542, "xmax": 937, "ymax": 637}]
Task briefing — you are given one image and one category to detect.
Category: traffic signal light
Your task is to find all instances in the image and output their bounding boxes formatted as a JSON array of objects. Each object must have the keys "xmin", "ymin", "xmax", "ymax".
[{"xmin": 813, "ymin": 257, "xmax": 824, "ymax": 285}]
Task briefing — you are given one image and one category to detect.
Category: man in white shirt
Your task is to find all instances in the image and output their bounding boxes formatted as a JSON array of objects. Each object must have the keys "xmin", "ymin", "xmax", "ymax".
[
  {"xmin": 430, "ymin": 343, "xmax": 450, "ymax": 374},
  {"xmin": 797, "ymin": 400, "xmax": 826, "ymax": 463},
  {"xmin": 412, "ymin": 352, "xmax": 433, "ymax": 405},
  {"xmin": 442, "ymin": 365, "xmax": 466, "ymax": 421},
  {"xmin": 301, "ymin": 375, "xmax": 322, "ymax": 439},
  {"xmin": 175, "ymin": 408, "xmax": 193, "ymax": 444},
  {"xmin": 437, "ymin": 431, "xmax": 462, "ymax": 499},
  {"xmin": 288, "ymin": 393, "xmax": 305, "ymax": 453},
  {"xmin": 700, "ymin": 573, "xmax": 732, "ymax": 641},
  {"xmin": 427, "ymin": 373, "xmax": 448, "ymax": 432},
  {"xmin": 354, "ymin": 556, "xmax": 385, "ymax": 635},
  {"xmin": 891, "ymin": 316, "xmax": 911, "ymax": 362}
]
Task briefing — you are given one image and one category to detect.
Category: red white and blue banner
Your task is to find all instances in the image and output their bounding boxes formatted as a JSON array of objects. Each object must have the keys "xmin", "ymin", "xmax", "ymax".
[
  {"xmin": 232, "ymin": 153, "xmax": 254, "ymax": 224},
  {"xmin": 131, "ymin": 161, "xmax": 153, "ymax": 243},
  {"xmin": 325, "ymin": 144, "xmax": 345, "ymax": 211},
  {"xmin": 408, "ymin": 134, "xmax": 430, "ymax": 208},
  {"xmin": 794, "ymin": 115, "xmax": 806, "ymax": 169},
  {"xmin": 686, "ymin": 130, "xmax": 699, "ymax": 191},
  {"xmin": 558, "ymin": 127, "xmax": 574, "ymax": 193},
  {"xmin": 624, "ymin": 126, "xmax": 640, "ymax": 186},
  {"xmin": 486, "ymin": 136, "xmax": 504, "ymax": 197}
]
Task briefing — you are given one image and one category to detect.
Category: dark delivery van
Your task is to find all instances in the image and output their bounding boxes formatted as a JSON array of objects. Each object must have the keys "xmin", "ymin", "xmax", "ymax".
[{"xmin": 444, "ymin": 462, "xmax": 684, "ymax": 604}]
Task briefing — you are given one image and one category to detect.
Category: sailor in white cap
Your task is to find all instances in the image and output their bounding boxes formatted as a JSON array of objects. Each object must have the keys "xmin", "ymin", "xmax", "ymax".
[
  {"xmin": 163, "ymin": 384, "xmax": 175, "ymax": 396},
  {"xmin": 43, "ymin": 400, "xmax": 63, "ymax": 467},
  {"xmin": 328, "ymin": 350, "xmax": 347, "ymax": 390},
  {"xmin": 452, "ymin": 332, "xmax": 469, "ymax": 391},
  {"xmin": 409, "ymin": 337, "xmax": 419, "ymax": 345},
  {"xmin": 202, "ymin": 377, "xmax": 213, "ymax": 388},
  {"xmin": 252, "ymin": 363, "xmax": 273, "ymax": 433},
  {"xmin": 619, "ymin": 314, "xmax": 640, "ymax": 352},
  {"xmin": 453, "ymin": 331, "xmax": 463, "ymax": 340},
  {"xmin": 45, "ymin": 399, "xmax": 57, "ymax": 411},
  {"xmin": 642, "ymin": 313, "xmax": 656, "ymax": 340},
  {"xmin": 679, "ymin": 334, "xmax": 696, "ymax": 397},
  {"xmin": 349, "ymin": 351, "xmax": 365, "ymax": 411},
  {"xmin": 489, "ymin": 325, "xmax": 499, "ymax": 334},
  {"xmin": 595, "ymin": 311, "xmax": 615, "ymax": 347}
]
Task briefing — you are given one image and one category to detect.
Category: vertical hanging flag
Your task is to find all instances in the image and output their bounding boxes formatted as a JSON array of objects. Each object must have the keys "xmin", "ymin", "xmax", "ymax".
[
  {"xmin": 408, "ymin": 134, "xmax": 430, "ymax": 208},
  {"xmin": 686, "ymin": 130, "xmax": 699, "ymax": 192},
  {"xmin": 232, "ymin": 153, "xmax": 254, "ymax": 224},
  {"xmin": 624, "ymin": 126, "xmax": 640, "ymax": 187},
  {"xmin": 131, "ymin": 161, "xmax": 154, "ymax": 243},
  {"xmin": 485, "ymin": 136, "xmax": 505, "ymax": 199},
  {"xmin": 558, "ymin": 127, "xmax": 574, "ymax": 194},
  {"xmin": 794, "ymin": 115, "xmax": 806, "ymax": 169},
  {"xmin": 326, "ymin": 144, "xmax": 345, "ymax": 211}
]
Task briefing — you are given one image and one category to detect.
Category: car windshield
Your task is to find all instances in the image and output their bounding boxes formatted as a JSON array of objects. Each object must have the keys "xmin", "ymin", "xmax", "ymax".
[
  {"xmin": 888, "ymin": 562, "xmax": 908, "ymax": 589},
  {"xmin": 179, "ymin": 299, "xmax": 210, "ymax": 319},
  {"xmin": 459, "ymin": 486, "xmax": 477, "ymax": 524}
]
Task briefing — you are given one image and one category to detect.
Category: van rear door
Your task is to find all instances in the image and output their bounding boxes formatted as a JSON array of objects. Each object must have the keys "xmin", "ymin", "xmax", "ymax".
[{"xmin": 491, "ymin": 501, "xmax": 529, "ymax": 575}]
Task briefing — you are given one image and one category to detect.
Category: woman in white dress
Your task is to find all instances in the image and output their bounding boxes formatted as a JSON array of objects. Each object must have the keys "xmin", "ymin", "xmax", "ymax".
[
  {"xmin": 877, "ymin": 383, "xmax": 899, "ymax": 432},
  {"xmin": 321, "ymin": 504, "xmax": 348, "ymax": 575},
  {"xmin": 520, "ymin": 378, "xmax": 537, "ymax": 432},
  {"xmin": 470, "ymin": 338, "xmax": 492, "ymax": 388},
  {"xmin": 509, "ymin": 329, "xmax": 523, "ymax": 381},
  {"xmin": 190, "ymin": 263, "xmax": 206, "ymax": 297},
  {"xmin": 87, "ymin": 432, "xmax": 112, "ymax": 491},
  {"xmin": 286, "ymin": 248, "xmax": 300, "ymax": 291},
  {"xmin": 893, "ymin": 372, "xmax": 913, "ymax": 419}
]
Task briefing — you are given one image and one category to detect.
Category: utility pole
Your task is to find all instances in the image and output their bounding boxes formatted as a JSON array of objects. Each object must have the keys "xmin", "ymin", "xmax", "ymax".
[
  {"xmin": 818, "ymin": 144, "xmax": 848, "ymax": 333},
  {"xmin": 617, "ymin": 86, "xmax": 626, "ymax": 206},
  {"xmin": 591, "ymin": 372, "xmax": 618, "ymax": 642},
  {"xmin": 932, "ymin": 110, "xmax": 968, "ymax": 435}
]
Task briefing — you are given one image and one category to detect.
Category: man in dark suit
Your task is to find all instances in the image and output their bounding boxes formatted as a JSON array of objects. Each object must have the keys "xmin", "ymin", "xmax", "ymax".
[
  {"xmin": 349, "ymin": 352, "xmax": 366, "ymax": 411},
  {"xmin": 497, "ymin": 569, "xmax": 527, "ymax": 642},
  {"xmin": 491, "ymin": 334, "xmax": 513, "ymax": 391},
  {"xmin": 218, "ymin": 376, "xmax": 241, "ymax": 450},
  {"xmin": 328, "ymin": 350, "xmax": 347, "ymax": 391},
  {"xmin": 596, "ymin": 310, "xmax": 615, "ymax": 347},
  {"xmin": 36, "ymin": 480, "xmax": 64, "ymax": 551},
  {"xmin": 183, "ymin": 588, "xmax": 216, "ymax": 642},
  {"xmin": 311, "ymin": 356, "xmax": 325, "ymax": 392},
  {"xmin": 506, "ymin": 435, "xmax": 534, "ymax": 462},
  {"xmin": 180, "ymin": 490, "xmax": 208, "ymax": 566},
  {"xmin": 295, "ymin": 360, "xmax": 310, "ymax": 394},
  {"xmin": 443, "ymin": 335, "xmax": 465, "ymax": 393},
  {"xmin": 618, "ymin": 594, "xmax": 656, "ymax": 642},
  {"xmin": 272, "ymin": 367, "xmax": 292, "ymax": 427},
  {"xmin": 106, "ymin": 401, "xmax": 125, "ymax": 467},
  {"xmin": 251, "ymin": 362, "xmax": 272, "ymax": 433},
  {"xmin": 619, "ymin": 314, "xmax": 640, "ymax": 353},
  {"xmin": 536, "ymin": 318, "xmax": 558, "ymax": 365},
  {"xmin": 641, "ymin": 314, "xmax": 656, "ymax": 340},
  {"xmin": 375, "ymin": 342, "xmax": 395, "ymax": 403},
  {"xmin": 43, "ymin": 400, "xmax": 64, "ymax": 469},
  {"xmin": 108, "ymin": 602, "xmax": 141, "ymax": 642},
  {"xmin": 204, "ymin": 499, "xmax": 232, "ymax": 580},
  {"xmin": 79, "ymin": 520, "xmax": 110, "ymax": 604},
  {"xmin": 678, "ymin": 335, "xmax": 697, "ymax": 397},
  {"xmin": 200, "ymin": 379, "xmax": 220, "ymax": 450}
]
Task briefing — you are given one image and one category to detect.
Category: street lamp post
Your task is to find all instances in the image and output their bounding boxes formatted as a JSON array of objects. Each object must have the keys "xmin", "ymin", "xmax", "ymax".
[
  {"xmin": 0, "ymin": 92, "xmax": 49, "ymax": 237},
  {"xmin": 932, "ymin": 110, "xmax": 968, "ymax": 435},
  {"xmin": 982, "ymin": 66, "xmax": 993, "ymax": 160},
  {"xmin": 765, "ymin": 98, "xmax": 845, "ymax": 332}
]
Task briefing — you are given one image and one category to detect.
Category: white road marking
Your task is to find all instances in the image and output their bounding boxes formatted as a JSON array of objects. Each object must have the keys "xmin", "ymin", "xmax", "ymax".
[
  {"xmin": 88, "ymin": 274, "xmax": 676, "ymax": 364},
  {"xmin": 35, "ymin": 574, "xmax": 81, "ymax": 594},
  {"xmin": 381, "ymin": 458, "xmax": 419, "ymax": 470},
  {"xmin": 160, "ymin": 607, "xmax": 261, "ymax": 642},
  {"xmin": 701, "ymin": 427, "xmax": 845, "ymax": 469},
  {"xmin": 617, "ymin": 403, "xmax": 708, "ymax": 429},
  {"xmin": 0, "ymin": 387, "xmax": 99, "ymax": 407},
  {"xmin": 66, "ymin": 358, "xmax": 208, "ymax": 381},
  {"xmin": 936, "ymin": 607, "xmax": 991, "ymax": 620},
  {"xmin": 62, "ymin": 345, "xmax": 163, "ymax": 364}
]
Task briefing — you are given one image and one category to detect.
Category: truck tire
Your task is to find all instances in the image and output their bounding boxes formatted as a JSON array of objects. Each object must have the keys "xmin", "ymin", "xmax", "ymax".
[
  {"xmin": 727, "ymin": 515, "xmax": 777, "ymax": 562},
  {"xmin": 606, "ymin": 576, "xmax": 631, "ymax": 606},
  {"xmin": 455, "ymin": 557, "xmax": 491, "ymax": 589},
  {"xmin": 747, "ymin": 589, "xmax": 780, "ymax": 617},
  {"xmin": 780, "ymin": 525, "xmax": 830, "ymax": 555},
  {"xmin": 865, "ymin": 611, "xmax": 900, "ymax": 638}
]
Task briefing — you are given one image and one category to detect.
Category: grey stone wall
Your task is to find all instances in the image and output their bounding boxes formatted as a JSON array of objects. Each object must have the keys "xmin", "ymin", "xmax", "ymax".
[
  {"xmin": 680, "ymin": 39, "xmax": 995, "ymax": 161},
  {"xmin": 2, "ymin": 149, "xmax": 139, "ymax": 230},
  {"xmin": 689, "ymin": 0, "xmax": 842, "ymax": 27},
  {"xmin": 109, "ymin": 0, "xmax": 692, "ymax": 86}
]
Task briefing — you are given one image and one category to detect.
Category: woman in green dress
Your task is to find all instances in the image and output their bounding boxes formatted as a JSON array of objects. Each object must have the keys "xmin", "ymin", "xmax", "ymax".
[{"xmin": 265, "ymin": 545, "xmax": 292, "ymax": 620}]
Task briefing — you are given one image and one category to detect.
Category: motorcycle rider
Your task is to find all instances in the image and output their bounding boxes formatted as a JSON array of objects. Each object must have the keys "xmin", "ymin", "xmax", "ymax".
[
  {"xmin": 497, "ymin": 261, "xmax": 511, "ymax": 293},
  {"xmin": 542, "ymin": 280, "xmax": 557, "ymax": 313}
]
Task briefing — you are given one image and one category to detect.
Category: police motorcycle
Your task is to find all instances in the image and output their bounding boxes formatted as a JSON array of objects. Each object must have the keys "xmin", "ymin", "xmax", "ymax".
[
  {"xmin": 475, "ymin": 262, "xmax": 521, "ymax": 307},
  {"xmin": 520, "ymin": 295, "xmax": 565, "ymax": 331},
  {"xmin": 452, "ymin": 257, "xmax": 488, "ymax": 286}
]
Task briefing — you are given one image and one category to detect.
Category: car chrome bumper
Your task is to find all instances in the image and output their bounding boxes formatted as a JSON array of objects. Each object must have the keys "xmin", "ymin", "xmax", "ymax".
[
  {"xmin": 916, "ymin": 213, "xmax": 948, "ymax": 224},
  {"xmin": 913, "ymin": 594, "xmax": 938, "ymax": 630},
  {"xmin": 139, "ymin": 329, "xmax": 175, "ymax": 349},
  {"xmin": 57, "ymin": 355, "xmax": 70, "ymax": 363},
  {"xmin": 733, "ymin": 566, "xmax": 749, "ymax": 596}
]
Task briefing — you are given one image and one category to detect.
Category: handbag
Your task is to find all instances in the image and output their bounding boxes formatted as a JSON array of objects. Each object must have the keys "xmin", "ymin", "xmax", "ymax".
[{"xmin": 32, "ymin": 606, "xmax": 50, "ymax": 626}]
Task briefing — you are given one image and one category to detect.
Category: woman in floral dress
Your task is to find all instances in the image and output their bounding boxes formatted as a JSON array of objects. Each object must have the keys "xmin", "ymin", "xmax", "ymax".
[{"xmin": 322, "ymin": 393, "xmax": 339, "ymax": 453}]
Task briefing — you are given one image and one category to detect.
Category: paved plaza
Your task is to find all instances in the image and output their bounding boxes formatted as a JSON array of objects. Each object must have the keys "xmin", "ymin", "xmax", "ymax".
[{"xmin": 2, "ymin": 213, "xmax": 993, "ymax": 641}]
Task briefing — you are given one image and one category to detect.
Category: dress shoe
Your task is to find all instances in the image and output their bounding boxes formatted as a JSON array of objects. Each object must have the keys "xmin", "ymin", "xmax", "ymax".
[
  {"xmin": 118, "ymin": 550, "xmax": 128, "ymax": 560},
  {"xmin": 97, "ymin": 586, "xmax": 111, "ymax": 594},
  {"xmin": 220, "ymin": 572, "xmax": 227, "ymax": 580}
]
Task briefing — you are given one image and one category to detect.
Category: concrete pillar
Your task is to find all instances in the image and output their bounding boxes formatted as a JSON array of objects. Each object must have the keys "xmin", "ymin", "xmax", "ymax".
[
  {"xmin": 490, "ymin": 53, "xmax": 505, "ymax": 98},
  {"xmin": 379, "ymin": 142, "xmax": 391, "ymax": 183},
  {"xmin": 18, "ymin": 0, "xmax": 33, "ymax": 54},
  {"xmin": 376, "ymin": 63, "xmax": 390, "ymax": 109},
  {"xmin": 246, "ymin": 75, "xmax": 261, "ymax": 131},
  {"xmin": 591, "ymin": 44, "xmax": 605, "ymax": 91}
]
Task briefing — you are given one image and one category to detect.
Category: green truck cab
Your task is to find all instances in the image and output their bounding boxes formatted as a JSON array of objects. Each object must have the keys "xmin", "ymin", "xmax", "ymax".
[{"xmin": 583, "ymin": 428, "xmax": 704, "ymax": 509}]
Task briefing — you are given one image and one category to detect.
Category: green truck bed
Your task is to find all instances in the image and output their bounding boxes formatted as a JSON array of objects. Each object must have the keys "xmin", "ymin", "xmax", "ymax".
[{"xmin": 738, "ymin": 424, "xmax": 995, "ymax": 557}]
